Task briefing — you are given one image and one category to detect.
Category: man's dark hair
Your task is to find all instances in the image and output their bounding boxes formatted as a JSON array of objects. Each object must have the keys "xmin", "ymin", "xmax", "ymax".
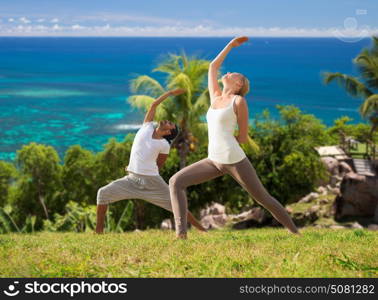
[{"xmin": 163, "ymin": 124, "xmax": 179, "ymax": 145}]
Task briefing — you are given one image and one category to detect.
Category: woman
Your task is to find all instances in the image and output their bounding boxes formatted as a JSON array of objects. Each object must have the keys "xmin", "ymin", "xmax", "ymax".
[{"xmin": 169, "ymin": 37, "xmax": 300, "ymax": 239}]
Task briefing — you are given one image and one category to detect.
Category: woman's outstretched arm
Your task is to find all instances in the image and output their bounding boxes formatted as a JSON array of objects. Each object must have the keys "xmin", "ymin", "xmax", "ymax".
[{"xmin": 208, "ymin": 36, "xmax": 249, "ymax": 100}]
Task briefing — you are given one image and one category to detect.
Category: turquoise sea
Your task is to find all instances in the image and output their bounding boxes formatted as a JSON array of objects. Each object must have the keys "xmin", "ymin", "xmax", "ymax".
[{"xmin": 0, "ymin": 37, "xmax": 372, "ymax": 160}]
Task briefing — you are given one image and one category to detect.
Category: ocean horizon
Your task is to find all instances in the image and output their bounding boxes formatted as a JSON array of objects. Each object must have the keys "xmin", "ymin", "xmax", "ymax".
[{"xmin": 0, "ymin": 37, "xmax": 372, "ymax": 161}]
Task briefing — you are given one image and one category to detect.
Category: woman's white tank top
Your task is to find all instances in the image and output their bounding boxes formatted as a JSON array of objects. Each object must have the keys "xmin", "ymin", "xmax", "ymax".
[{"xmin": 206, "ymin": 95, "xmax": 246, "ymax": 164}]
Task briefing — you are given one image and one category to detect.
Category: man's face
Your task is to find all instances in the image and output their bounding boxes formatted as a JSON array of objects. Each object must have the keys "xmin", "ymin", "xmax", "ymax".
[{"xmin": 158, "ymin": 120, "xmax": 175, "ymax": 133}]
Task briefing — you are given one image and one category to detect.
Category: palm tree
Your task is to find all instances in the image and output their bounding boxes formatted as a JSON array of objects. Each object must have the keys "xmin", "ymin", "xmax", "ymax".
[
  {"xmin": 127, "ymin": 52, "xmax": 211, "ymax": 168},
  {"xmin": 323, "ymin": 36, "xmax": 378, "ymax": 157}
]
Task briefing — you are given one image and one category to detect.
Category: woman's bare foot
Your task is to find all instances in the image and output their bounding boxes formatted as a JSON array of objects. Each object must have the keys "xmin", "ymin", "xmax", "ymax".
[{"xmin": 292, "ymin": 229, "xmax": 301, "ymax": 235}]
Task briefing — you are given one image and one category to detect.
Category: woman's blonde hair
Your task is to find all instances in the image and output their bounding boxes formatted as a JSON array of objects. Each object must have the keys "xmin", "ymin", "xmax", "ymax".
[{"xmin": 236, "ymin": 74, "xmax": 250, "ymax": 97}]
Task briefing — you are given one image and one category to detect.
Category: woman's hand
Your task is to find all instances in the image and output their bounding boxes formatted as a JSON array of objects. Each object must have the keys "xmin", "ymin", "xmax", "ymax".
[{"xmin": 229, "ymin": 36, "xmax": 249, "ymax": 48}]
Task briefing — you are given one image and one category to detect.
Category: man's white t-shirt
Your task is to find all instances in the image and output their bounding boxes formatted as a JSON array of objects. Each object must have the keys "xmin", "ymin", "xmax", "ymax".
[{"xmin": 127, "ymin": 122, "xmax": 170, "ymax": 176}]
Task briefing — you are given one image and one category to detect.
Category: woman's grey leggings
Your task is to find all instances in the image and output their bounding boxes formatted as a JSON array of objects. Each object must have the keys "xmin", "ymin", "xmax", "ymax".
[{"xmin": 169, "ymin": 157, "xmax": 299, "ymax": 235}]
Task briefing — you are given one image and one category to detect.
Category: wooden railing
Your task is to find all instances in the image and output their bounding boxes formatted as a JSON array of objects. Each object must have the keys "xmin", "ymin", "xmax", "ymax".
[{"xmin": 344, "ymin": 138, "xmax": 377, "ymax": 161}]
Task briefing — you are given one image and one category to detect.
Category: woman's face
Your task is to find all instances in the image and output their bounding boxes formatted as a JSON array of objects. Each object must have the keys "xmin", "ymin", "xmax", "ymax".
[{"xmin": 221, "ymin": 72, "xmax": 244, "ymax": 90}]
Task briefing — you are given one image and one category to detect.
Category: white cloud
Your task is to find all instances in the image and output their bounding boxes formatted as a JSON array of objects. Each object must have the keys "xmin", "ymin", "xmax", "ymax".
[
  {"xmin": 0, "ymin": 24, "xmax": 377, "ymax": 37},
  {"xmin": 50, "ymin": 18, "xmax": 59, "ymax": 23},
  {"xmin": 35, "ymin": 25, "xmax": 48, "ymax": 31},
  {"xmin": 8, "ymin": 18, "xmax": 14, "ymax": 22},
  {"xmin": 19, "ymin": 17, "xmax": 31, "ymax": 24},
  {"xmin": 37, "ymin": 18, "xmax": 45, "ymax": 23},
  {"xmin": 71, "ymin": 24, "xmax": 85, "ymax": 30},
  {"xmin": 75, "ymin": 13, "xmax": 181, "ymax": 26},
  {"xmin": 52, "ymin": 24, "xmax": 61, "ymax": 31}
]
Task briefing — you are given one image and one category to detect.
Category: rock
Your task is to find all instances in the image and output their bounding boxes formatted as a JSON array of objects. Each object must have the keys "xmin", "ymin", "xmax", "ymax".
[
  {"xmin": 230, "ymin": 207, "xmax": 266, "ymax": 222},
  {"xmin": 160, "ymin": 218, "xmax": 173, "ymax": 230},
  {"xmin": 232, "ymin": 218, "xmax": 263, "ymax": 229},
  {"xmin": 334, "ymin": 173, "xmax": 378, "ymax": 221},
  {"xmin": 316, "ymin": 186, "xmax": 327, "ymax": 194},
  {"xmin": 368, "ymin": 224, "xmax": 378, "ymax": 231},
  {"xmin": 199, "ymin": 202, "xmax": 228, "ymax": 230},
  {"xmin": 349, "ymin": 222, "xmax": 364, "ymax": 229},
  {"xmin": 329, "ymin": 187, "xmax": 340, "ymax": 195},
  {"xmin": 326, "ymin": 184, "xmax": 339, "ymax": 194},
  {"xmin": 200, "ymin": 202, "xmax": 225, "ymax": 218},
  {"xmin": 339, "ymin": 161, "xmax": 353, "ymax": 175},
  {"xmin": 289, "ymin": 208, "xmax": 319, "ymax": 226},
  {"xmin": 319, "ymin": 198, "xmax": 329, "ymax": 204},
  {"xmin": 309, "ymin": 205, "xmax": 320, "ymax": 213},
  {"xmin": 298, "ymin": 192, "xmax": 319, "ymax": 203},
  {"xmin": 199, "ymin": 203, "xmax": 273, "ymax": 230},
  {"xmin": 316, "ymin": 157, "xmax": 351, "ymax": 187},
  {"xmin": 330, "ymin": 225, "xmax": 346, "ymax": 229},
  {"xmin": 231, "ymin": 207, "xmax": 269, "ymax": 229},
  {"xmin": 321, "ymin": 157, "xmax": 340, "ymax": 176},
  {"xmin": 200, "ymin": 213, "xmax": 228, "ymax": 230},
  {"xmin": 330, "ymin": 175, "xmax": 343, "ymax": 187}
]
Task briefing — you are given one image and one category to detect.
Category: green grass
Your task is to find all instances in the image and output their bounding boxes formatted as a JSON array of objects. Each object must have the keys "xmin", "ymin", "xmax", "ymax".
[
  {"xmin": 0, "ymin": 228, "xmax": 377, "ymax": 278},
  {"xmin": 349, "ymin": 142, "xmax": 372, "ymax": 158}
]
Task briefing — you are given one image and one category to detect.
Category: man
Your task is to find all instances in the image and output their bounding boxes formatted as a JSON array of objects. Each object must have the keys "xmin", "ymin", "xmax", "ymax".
[{"xmin": 96, "ymin": 88, "xmax": 206, "ymax": 233}]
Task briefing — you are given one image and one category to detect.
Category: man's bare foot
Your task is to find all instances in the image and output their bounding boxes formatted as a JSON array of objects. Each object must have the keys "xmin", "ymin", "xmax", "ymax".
[
  {"xmin": 194, "ymin": 225, "xmax": 208, "ymax": 233},
  {"xmin": 176, "ymin": 233, "xmax": 187, "ymax": 240}
]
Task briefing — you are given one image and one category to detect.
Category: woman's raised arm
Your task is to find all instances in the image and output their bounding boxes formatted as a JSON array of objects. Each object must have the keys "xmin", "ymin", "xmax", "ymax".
[{"xmin": 208, "ymin": 36, "xmax": 249, "ymax": 100}]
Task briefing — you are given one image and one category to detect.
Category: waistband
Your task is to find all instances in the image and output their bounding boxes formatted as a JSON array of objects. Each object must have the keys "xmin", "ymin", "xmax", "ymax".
[
  {"xmin": 208, "ymin": 156, "xmax": 247, "ymax": 166},
  {"xmin": 127, "ymin": 171, "xmax": 161, "ymax": 178}
]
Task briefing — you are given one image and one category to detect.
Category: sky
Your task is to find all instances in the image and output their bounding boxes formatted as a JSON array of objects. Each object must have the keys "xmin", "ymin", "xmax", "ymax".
[{"xmin": 0, "ymin": 0, "xmax": 377, "ymax": 37}]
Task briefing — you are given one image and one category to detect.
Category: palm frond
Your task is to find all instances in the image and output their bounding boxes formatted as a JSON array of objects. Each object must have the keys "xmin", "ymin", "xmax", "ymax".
[
  {"xmin": 193, "ymin": 88, "xmax": 210, "ymax": 112},
  {"xmin": 323, "ymin": 72, "xmax": 373, "ymax": 98},
  {"xmin": 153, "ymin": 53, "xmax": 182, "ymax": 75},
  {"xmin": 153, "ymin": 64, "xmax": 178, "ymax": 76},
  {"xmin": 179, "ymin": 52, "xmax": 189, "ymax": 69},
  {"xmin": 127, "ymin": 94, "xmax": 172, "ymax": 120},
  {"xmin": 127, "ymin": 95, "xmax": 156, "ymax": 111},
  {"xmin": 168, "ymin": 73, "xmax": 194, "ymax": 108},
  {"xmin": 370, "ymin": 36, "xmax": 378, "ymax": 57},
  {"xmin": 354, "ymin": 50, "xmax": 378, "ymax": 89},
  {"xmin": 130, "ymin": 75, "xmax": 165, "ymax": 96},
  {"xmin": 359, "ymin": 93, "xmax": 378, "ymax": 117}
]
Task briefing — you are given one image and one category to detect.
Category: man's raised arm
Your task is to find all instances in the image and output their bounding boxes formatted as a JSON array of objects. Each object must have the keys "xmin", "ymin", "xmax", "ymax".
[{"xmin": 144, "ymin": 89, "xmax": 185, "ymax": 123}]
